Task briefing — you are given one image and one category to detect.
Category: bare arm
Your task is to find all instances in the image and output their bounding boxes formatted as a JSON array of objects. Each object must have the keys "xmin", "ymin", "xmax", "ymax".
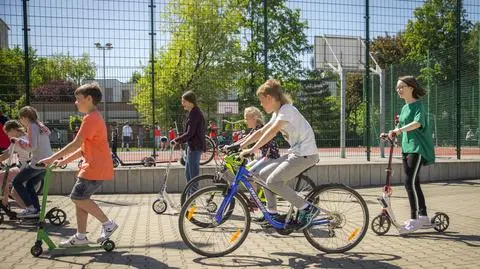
[
  {"xmin": 46, "ymin": 135, "xmax": 84, "ymax": 163},
  {"xmin": 61, "ymin": 148, "xmax": 83, "ymax": 164},
  {"xmin": 393, "ymin": 121, "xmax": 421, "ymax": 135},
  {"xmin": 240, "ymin": 121, "xmax": 272, "ymax": 149},
  {"xmin": 249, "ymin": 120, "xmax": 285, "ymax": 152}
]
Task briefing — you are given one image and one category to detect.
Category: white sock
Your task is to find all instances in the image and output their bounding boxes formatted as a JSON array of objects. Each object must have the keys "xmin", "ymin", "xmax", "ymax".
[
  {"xmin": 76, "ymin": 232, "xmax": 86, "ymax": 240},
  {"xmin": 267, "ymin": 209, "xmax": 278, "ymax": 214},
  {"xmin": 103, "ymin": 220, "xmax": 113, "ymax": 226}
]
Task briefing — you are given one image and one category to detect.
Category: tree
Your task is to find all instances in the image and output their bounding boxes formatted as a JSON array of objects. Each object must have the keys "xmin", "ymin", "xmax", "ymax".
[
  {"xmin": 237, "ymin": 0, "xmax": 311, "ymax": 106},
  {"xmin": 403, "ymin": 0, "xmax": 472, "ymax": 81},
  {"xmin": 296, "ymin": 69, "xmax": 340, "ymax": 147},
  {"xmin": 133, "ymin": 0, "xmax": 245, "ymax": 126},
  {"xmin": 370, "ymin": 34, "xmax": 406, "ymax": 69},
  {"xmin": 33, "ymin": 53, "xmax": 96, "ymax": 85},
  {"xmin": 130, "ymin": 71, "xmax": 142, "ymax": 84}
]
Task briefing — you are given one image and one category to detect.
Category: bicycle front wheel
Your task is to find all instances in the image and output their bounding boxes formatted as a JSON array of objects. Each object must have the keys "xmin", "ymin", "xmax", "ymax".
[
  {"xmin": 179, "ymin": 186, "xmax": 251, "ymax": 257},
  {"xmin": 303, "ymin": 184, "xmax": 369, "ymax": 253},
  {"xmin": 180, "ymin": 174, "xmax": 228, "ymax": 206}
]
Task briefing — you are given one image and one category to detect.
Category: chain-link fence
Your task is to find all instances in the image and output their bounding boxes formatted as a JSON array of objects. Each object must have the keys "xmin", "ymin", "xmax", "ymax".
[{"xmin": 0, "ymin": 0, "xmax": 479, "ymax": 162}]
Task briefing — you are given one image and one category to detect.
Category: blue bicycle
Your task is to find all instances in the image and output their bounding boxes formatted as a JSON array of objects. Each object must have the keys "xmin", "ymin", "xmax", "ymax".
[{"xmin": 178, "ymin": 151, "xmax": 369, "ymax": 257}]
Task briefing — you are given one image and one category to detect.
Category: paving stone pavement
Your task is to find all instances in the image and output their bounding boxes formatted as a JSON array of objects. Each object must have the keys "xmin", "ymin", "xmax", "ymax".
[{"xmin": 1, "ymin": 179, "xmax": 479, "ymax": 269}]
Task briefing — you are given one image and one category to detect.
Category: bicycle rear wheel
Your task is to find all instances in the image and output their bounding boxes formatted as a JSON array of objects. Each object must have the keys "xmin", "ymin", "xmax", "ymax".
[
  {"xmin": 200, "ymin": 136, "xmax": 215, "ymax": 165},
  {"xmin": 303, "ymin": 184, "xmax": 369, "ymax": 253},
  {"xmin": 179, "ymin": 186, "xmax": 250, "ymax": 257}
]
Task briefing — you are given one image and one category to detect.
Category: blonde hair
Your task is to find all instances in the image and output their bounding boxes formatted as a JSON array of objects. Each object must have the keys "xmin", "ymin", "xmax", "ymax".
[
  {"xmin": 256, "ymin": 79, "xmax": 292, "ymax": 105},
  {"xmin": 244, "ymin": 106, "xmax": 264, "ymax": 125}
]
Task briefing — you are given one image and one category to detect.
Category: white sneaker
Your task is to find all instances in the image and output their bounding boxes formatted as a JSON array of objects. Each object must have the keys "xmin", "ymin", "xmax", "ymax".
[
  {"xmin": 17, "ymin": 207, "xmax": 39, "ymax": 218},
  {"xmin": 59, "ymin": 235, "xmax": 90, "ymax": 248},
  {"xmin": 402, "ymin": 218, "xmax": 421, "ymax": 232},
  {"xmin": 97, "ymin": 220, "xmax": 118, "ymax": 243},
  {"xmin": 418, "ymin": 215, "xmax": 431, "ymax": 228}
]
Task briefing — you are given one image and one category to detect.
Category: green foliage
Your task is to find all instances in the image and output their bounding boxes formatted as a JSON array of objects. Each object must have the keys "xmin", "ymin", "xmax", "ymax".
[
  {"xmin": 370, "ymin": 34, "xmax": 406, "ymax": 69},
  {"xmin": 33, "ymin": 53, "xmax": 96, "ymax": 85},
  {"xmin": 403, "ymin": 0, "xmax": 472, "ymax": 81},
  {"xmin": 237, "ymin": 0, "xmax": 311, "ymax": 106},
  {"xmin": 69, "ymin": 115, "xmax": 82, "ymax": 131},
  {"xmin": 295, "ymin": 70, "xmax": 340, "ymax": 147},
  {"xmin": 133, "ymin": 0, "xmax": 246, "ymax": 126}
]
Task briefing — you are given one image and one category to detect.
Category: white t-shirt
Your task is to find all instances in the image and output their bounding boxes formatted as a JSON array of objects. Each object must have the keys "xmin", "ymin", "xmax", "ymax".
[
  {"xmin": 269, "ymin": 104, "xmax": 317, "ymax": 156},
  {"xmin": 7, "ymin": 135, "xmax": 30, "ymax": 168},
  {"xmin": 122, "ymin": 125, "xmax": 133, "ymax": 137}
]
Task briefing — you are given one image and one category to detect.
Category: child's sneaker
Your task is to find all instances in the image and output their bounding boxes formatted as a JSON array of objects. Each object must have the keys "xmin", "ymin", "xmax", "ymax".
[
  {"xmin": 17, "ymin": 207, "xmax": 39, "ymax": 218},
  {"xmin": 97, "ymin": 220, "xmax": 118, "ymax": 243},
  {"xmin": 297, "ymin": 205, "xmax": 320, "ymax": 230},
  {"xmin": 418, "ymin": 215, "xmax": 432, "ymax": 228},
  {"xmin": 59, "ymin": 235, "xmax": 89, "ymax": 247},
  {"xmin": 400, "ymin": 218, "xmax": 421, "ymax": 233}
]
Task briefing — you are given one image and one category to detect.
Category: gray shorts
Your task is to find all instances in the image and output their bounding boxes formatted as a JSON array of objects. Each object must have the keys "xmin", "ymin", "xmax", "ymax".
[{"xmin": 70, "ymin": 178, "xmax": 103, "ymax": 200}]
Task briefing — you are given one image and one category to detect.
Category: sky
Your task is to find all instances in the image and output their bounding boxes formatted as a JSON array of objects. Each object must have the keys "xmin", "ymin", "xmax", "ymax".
[{"xmin": 1, "ymin": 0, "xmax": 479, "ymax": 83}]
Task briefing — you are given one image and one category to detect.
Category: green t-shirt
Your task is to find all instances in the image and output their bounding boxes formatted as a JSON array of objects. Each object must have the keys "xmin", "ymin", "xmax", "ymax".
[{"xmin": 398, "ymin": 100, "xmax": 435, "ymax": 165}]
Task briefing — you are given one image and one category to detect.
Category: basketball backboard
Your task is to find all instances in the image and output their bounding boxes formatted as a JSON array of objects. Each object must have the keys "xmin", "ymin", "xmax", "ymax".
[
  {"xmin": 314, "ymin": 35, "xmax": 365, "ymax": 71},
  {"xmin": 217, "ymin": 101, "xmax": 239, "ymax": 115}
]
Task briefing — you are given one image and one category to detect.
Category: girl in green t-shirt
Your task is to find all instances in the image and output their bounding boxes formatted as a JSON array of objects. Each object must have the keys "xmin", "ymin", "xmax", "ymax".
[{"xmin": 387, "ymin": 76, "xmax": 435, "ymax": 234}]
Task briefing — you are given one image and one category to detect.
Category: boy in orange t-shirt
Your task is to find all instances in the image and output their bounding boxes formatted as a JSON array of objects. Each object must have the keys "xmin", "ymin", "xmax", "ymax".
[{"xmin": 40, "ymin": 83, "xmax": 117, "ymax": 247}]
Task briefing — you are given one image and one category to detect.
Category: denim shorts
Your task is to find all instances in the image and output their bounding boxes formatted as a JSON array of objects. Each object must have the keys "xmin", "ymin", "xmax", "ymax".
[{"xmin": 70, "ymin": 178, "xmax": 103, "ymax": 200}]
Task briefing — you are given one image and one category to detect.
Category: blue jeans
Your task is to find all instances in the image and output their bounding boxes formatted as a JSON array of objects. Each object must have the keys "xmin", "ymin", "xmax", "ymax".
[
  {"xmin": 185, "ymin": 148, "xmax": 202, "ymax": 195},
  {"xmin": 12, "ymin": 166, "xmax": 44, "ymax": 210}
]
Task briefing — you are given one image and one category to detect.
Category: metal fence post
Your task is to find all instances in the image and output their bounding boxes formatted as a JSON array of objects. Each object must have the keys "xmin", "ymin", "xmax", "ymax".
[
  {"xmin": 149, "ymin": 0, "xmax": 156, "ymax": 158},
  {"xmin": 364, "ymin": 0, "xmax": 371, "ymax": 161},
  {"xmin": 22, "ymin": 0, "xmax": 30, "ymax": 105},
  {"xmin": 456, "ymin": 0, "xmax": 462, "ymax": 159}
]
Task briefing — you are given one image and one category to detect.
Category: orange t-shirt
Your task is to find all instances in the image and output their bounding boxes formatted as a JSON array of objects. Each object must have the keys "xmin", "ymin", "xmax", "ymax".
[{"xmin": 77, "ymin": 111, "xmax": 114, "ymax": 180}]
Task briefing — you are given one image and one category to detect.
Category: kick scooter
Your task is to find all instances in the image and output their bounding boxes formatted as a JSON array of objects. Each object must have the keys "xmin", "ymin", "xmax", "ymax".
[
  {"xmin": 1, "ymin": 142, "xmax": 65, "ymax": 226},
  {"xmin": 30, "ymin": 163, "xmax": 114, "ymax": 257},
  {"xmin": 152, "ymin": 143, "xmax": 180, "ymax": 215},
  {"xmin": 371, "ymin": 133, "xmax": 450, "ymax": 235}
]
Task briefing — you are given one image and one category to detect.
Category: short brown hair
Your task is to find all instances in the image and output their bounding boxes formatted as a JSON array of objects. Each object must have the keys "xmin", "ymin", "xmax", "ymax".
[
  {"xmin": 182, "ymin": 91, "xmax": 197, "ymax": 106},
  {"xmin": 75, "ymin": 83, "xmax": 103, "ymax": 105},
  {"xmin": 398, "ymin": 76, "xmax": 426, "ymax": 99},
  {"xmin": 3, "ymin": 120, "xmax": 26, "ymax": 133},
  {"xmin": 256, "ymin": 79, "xmax": 292, "ymax": 105},
  {"xmin": 18, "ymin": 106, "xmax": 39, "ymax": 122}
]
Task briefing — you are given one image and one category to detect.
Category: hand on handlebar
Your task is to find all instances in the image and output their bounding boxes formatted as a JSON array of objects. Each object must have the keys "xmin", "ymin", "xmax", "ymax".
[{"xmin": 239, "ymin": 148, "xmax": 254, "ymax": 159}]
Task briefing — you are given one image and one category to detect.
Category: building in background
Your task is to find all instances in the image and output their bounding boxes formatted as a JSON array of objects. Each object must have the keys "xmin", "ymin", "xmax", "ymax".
[{"xmin": 0, "ymin": 18, "xmax": 10, "ymax": 49}]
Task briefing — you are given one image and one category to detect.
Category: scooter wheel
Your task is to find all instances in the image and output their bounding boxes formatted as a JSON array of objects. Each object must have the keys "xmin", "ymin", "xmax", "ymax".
[
  {"xmin": 432, "ymin": 212, "xmax": 449, "ymax": 232},
  {"xmin": 60, "ymin": 164, "xmax": 67, "ymax": 169},
  {"xmin": 371, "ymin": 214, "xmax": 391, "ymax": 235},
  {"xmin": 47, "ymin": 208, "xmax": 67, "ymax": 226},
  {"xmin": 30, "ymin": 245, "xmax": 43, "ymax": 257},
  {"xmin": 102, "ymin": 239, "xmax": 115, "ymax": 252},
  {"xmin": 113, "ymin": 158, "xmax": 120, "ymax": 168},
  {"xmin": 152, "ymin": 199, "xmax": 168, "ymax": 214}
]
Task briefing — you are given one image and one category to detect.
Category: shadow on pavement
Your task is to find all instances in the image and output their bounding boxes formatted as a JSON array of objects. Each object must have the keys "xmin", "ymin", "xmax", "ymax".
[
  {"xmin": 40, "ymin": 250, "xmax": 176, "ymax": 269},
  {"xmin": 193, "ymin": 255, "xmax": 283, "ymax": 267},
  {"xmin": 403, "ymin": 231, "xmax": 480, "ymax": 247},
  {"xmin": 192, "ymin": 252, "xmax": 402, "ymax": 268},
  {"xmin": 271, "ymin": 251, "xmax": 403, "ymax": 269}
]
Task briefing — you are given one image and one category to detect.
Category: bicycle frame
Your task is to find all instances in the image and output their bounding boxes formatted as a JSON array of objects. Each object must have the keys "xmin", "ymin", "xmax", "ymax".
[{"xmin": 214, "ymin": 163, "xmax": 330, "ymax": 230}]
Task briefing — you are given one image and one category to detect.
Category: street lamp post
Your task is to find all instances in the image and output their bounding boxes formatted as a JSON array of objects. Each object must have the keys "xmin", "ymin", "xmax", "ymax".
[{"xmin": 94, "ymin": 42, "xmax": 113, "ymax": 123}]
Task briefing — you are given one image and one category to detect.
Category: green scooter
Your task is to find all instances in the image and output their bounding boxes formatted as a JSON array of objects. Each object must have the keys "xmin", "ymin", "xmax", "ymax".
[{"xmin": 30, "ymin": 164, "xmax": 115, "ymax": 257}]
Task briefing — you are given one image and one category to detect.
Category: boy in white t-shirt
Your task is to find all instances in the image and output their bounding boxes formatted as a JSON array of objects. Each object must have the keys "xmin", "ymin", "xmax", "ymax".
[{"xmin": 240, "ymin": 79, "xmax": 320, "ymax": 230}]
